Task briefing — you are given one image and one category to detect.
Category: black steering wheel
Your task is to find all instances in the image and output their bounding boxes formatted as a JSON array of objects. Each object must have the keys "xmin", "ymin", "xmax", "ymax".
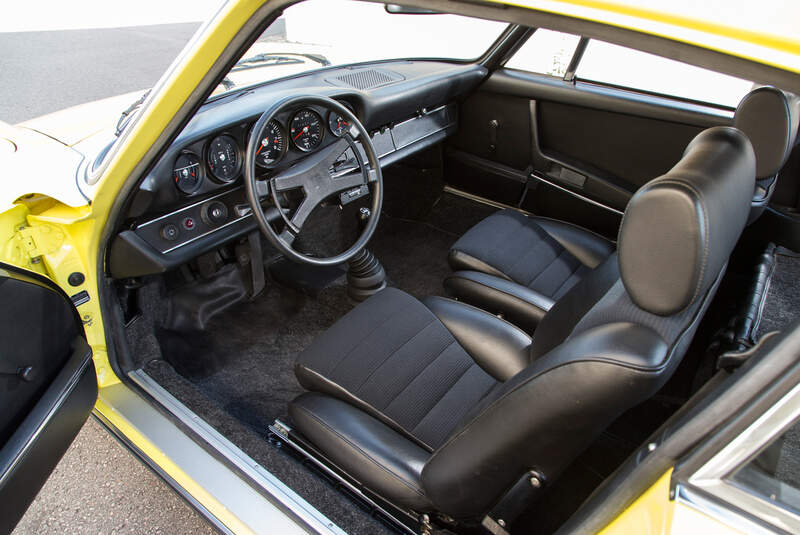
[{"xmin": 244, "ymin": 95, "xmax": 383, "ymax": 266}]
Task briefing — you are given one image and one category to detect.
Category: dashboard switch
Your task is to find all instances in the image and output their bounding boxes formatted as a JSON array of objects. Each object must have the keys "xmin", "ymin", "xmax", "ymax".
[
  {"xmin": 182, "ymin": 217, "xmax": 196, "ymax": 230},
  {"xmin": 161, "ymin": 223, "xmax": 179, "ymax": 241},
  {"xmin": 201, "ymin": 201, "xmax": 229, "ymax": 227}
]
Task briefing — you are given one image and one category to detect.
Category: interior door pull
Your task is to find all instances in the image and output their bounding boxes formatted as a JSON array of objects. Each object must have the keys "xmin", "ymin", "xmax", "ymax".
[{"xmin": 0, "ymin": 364, "xmax": 36, "ymax": 382}]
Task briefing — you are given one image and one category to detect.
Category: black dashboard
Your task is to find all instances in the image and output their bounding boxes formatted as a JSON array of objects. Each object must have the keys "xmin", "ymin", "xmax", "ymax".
[{"xmin": 110, "ymin": 60, "xmax": 487, "ymax": 279}]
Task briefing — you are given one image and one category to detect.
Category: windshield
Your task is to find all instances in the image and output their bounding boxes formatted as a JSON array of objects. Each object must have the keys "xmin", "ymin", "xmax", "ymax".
[{"xmin": 212, "ymin": 0, "xmax": 509, "ymax": 97}]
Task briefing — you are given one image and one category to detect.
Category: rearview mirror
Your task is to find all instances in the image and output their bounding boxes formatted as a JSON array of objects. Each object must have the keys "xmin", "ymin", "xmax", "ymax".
[{"xmin": 384, "ymin": 4, "xmax": 441, "ymax": 14}]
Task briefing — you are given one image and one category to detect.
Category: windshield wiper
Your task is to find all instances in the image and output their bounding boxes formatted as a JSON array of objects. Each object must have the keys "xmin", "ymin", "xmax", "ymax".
[
  {"xmin": 116, "ymin": 90, "xmax": 150, "ymax": 136},
  {"xmin": 231, "ymin": 52, "xmax": 330, "ymax": 72}
]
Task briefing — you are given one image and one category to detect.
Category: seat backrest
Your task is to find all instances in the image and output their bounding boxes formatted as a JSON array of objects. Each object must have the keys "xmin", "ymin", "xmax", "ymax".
[{"xmin": 420, "ymin": 127, "xmax": 756, "ymax": 519}]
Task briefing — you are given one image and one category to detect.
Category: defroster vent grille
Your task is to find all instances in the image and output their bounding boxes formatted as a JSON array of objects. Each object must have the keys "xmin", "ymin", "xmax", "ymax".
[{"xmin": 326, "ymin": 68, "xmax": 404, "ymax": 90}]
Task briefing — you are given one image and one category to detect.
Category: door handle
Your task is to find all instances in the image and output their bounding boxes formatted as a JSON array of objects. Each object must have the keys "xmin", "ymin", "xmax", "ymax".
[{"xmin": 0, "ymin": 365, "xmax": 36, "ymax": 382}]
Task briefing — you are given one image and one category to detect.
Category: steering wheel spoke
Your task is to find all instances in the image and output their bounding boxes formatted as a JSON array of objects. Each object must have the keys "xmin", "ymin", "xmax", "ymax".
[
  {"xmin": 278, "ymin": 227, "xmax": 297, "ymax": 246},
  {"xmin": 272, "ymin": 167, "xmax": 308, "ymax": 193},
  {"xmin": 289, "ymin": 197, "xmax": 316, "ymax": 233}
]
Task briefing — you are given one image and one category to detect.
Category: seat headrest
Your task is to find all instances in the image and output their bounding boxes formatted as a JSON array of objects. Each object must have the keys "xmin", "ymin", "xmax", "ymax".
[
  {"xmin": 734, "ymin": 86, "xmax": 800, "ymax": 178},
  {"xmin": 618, "ymin": 127, "xmax": 755, "ymax": 316}
]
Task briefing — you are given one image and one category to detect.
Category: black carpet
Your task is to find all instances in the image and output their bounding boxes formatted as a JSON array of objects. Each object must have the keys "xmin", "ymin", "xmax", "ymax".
[
  {"xmin": 758, "ymin": 246, "xmax": 800, "ymax": 338},
  {"xmin": 144, "ymin": 359, "xmax": 398, "ymax": 535},
  {"xmin": 141, "ymin": 192, "xmax": 494, "ymax": 534}
]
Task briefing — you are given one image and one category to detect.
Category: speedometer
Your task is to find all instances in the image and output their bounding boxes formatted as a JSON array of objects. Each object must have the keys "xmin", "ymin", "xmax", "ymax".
[
  {"xmin": 290, "ymin": 109, "xmax": 324, "ymax": 152},
  {"xmin": 207, "ymin": 134, "xmax": 241, "ymax": 183},
  {"xmin": 254, "ymin": 120, "xmax": 286, "ymax": 168}
]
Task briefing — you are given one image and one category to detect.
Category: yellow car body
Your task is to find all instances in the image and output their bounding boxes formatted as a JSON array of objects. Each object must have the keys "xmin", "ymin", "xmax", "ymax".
[{"xmin": 1, "ymin": 1, "xmax": 799, "ymax": 533}]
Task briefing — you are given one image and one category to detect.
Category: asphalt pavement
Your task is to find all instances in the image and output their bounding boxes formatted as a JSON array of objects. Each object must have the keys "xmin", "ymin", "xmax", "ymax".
[
  {"xmin": 0, "ymin": 23, "xmax": 199, "ymax": 124},
  {"xmin": 12, "ymin": 419, "xmax": 217, "ymax": 535},
  {"xmin": 4, "ymin": 23, "xmax": 216, "ymax": 535}
]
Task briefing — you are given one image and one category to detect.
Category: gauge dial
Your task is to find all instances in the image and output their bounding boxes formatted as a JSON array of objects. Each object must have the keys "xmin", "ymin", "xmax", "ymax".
[
  {"xmin": 328, "ymin": 111, "xmax": 351, "ymax": 137},
  {"xmin": 290, "ymin": 109, "xmax": 324, "ymax": 152},
  {"xmin": 207, "ymin": 134, "xmax": 241, "ymax": 182},
  {"xmin": 173, "ymin": 152, "xmax": 203, "ymax": 194},
  {"xmin": 254, "ymin": 120, "xmax": 286, "ymax": 168}
]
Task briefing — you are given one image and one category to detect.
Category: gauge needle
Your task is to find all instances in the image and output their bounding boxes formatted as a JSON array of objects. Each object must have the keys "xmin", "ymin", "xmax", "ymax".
[
  {"xmin": 293, "ymin": 126, "xmax": 308, "ymax": 140},
  {"xmin": 256, "ymin": 143, "xmax": 264, "ymax": 155}
]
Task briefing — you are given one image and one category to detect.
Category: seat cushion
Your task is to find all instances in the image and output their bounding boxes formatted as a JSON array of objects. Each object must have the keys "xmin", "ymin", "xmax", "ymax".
[
  {"xmin": 294, "ymin": 287, "xmax": 498, "ymax": 452},
  {"xmin": 447, "ymin": 210, "xmax": 614, "ymax": 329},
  {"xmin": 449, "ymin": 210, "xmax": 613, "ymax": 301},
  {"xmin": 290, "ymin": 392, "xmax": 434, "ymax": 512}
]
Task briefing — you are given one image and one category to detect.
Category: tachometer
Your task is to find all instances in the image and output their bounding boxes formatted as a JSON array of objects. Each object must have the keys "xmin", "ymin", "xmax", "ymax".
[
  {"xmin": 254, "ymin": 120, "xmax": 286, "ymax": 168},
  {"xmin": 290, "ymin": 109, "xmax": 324, "ymax": 152},
  {"xmin": 173, "ymin": 151, "xmax": 203, "ymax": 194},
  {"xmin": 207, "ymin": 134, "xmax": 241, "ymax": 183}
]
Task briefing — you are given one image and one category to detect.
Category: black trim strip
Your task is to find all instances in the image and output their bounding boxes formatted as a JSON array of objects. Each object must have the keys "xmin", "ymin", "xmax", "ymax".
[{"xmin": 563, "ymin": 37, "xmax": 589, "ymax": 83}]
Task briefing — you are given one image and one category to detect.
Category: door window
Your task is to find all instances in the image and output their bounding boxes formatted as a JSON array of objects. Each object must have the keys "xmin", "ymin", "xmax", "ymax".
[{"xmin": 575, "ymin": 40, "xmax": 754, "ymax": 107}]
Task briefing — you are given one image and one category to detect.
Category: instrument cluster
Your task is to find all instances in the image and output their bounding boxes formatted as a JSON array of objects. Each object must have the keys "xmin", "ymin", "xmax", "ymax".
[{"xmin": 172, "ymin": 105, "xmax": 354, "ymax": 196}]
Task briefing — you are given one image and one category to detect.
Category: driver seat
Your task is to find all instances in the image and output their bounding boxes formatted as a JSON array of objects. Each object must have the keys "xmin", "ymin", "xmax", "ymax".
[{"xmin": 288, "ymin": 127, "xmax": 755, "ymax": 521}]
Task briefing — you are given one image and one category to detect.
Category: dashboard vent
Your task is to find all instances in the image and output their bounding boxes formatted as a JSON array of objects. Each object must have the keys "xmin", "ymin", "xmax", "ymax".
[{"xmin": 326, "ymin": 68, "xmax": 405, "ymax": 90}]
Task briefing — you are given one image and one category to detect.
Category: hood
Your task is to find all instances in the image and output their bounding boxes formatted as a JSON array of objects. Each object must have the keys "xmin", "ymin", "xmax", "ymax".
[
  {"xmin": 4, "ymin": 90, "xmax": 148, "ymax": 207},
  {"xmin": 0, "ymin": 121, "xmax": 89, "ymax": 208},
  {"xmin": 19, "ymin": 90, "xmax": 145, "ymax": 147}
]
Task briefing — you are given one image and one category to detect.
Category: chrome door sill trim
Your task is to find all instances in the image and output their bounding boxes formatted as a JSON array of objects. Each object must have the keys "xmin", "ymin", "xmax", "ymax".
[
  {"xmin": 443, "ymin": 185, "xmax": 533, "ymax": 214},
  {"xmin": 127, "ymin": 369, "xmax": 347, "ymax": 535}
]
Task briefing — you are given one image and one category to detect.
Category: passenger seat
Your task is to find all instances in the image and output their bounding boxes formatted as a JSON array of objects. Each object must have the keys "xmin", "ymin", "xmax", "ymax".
[{"xmin": 446, "ymin": 86, "xmax": 799, "ymax": 333}]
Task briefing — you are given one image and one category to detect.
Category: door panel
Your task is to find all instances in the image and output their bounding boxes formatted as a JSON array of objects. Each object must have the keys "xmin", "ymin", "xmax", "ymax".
[
  {"xmin": 445, "ymin": 69, "xmax": 732, "ymax": 238},
  {"xmin": 537, "ymin": 100, "xmax": 707, "ymax": 194},
  {"xmin": 0, "ymin": 264, "xmax": 96, "ymax": 534}
]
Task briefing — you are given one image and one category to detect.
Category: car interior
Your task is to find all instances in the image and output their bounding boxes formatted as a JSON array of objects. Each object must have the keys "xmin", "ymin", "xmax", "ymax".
[{"xmin": 102, "ymin": 3, "xmax": 800, "ymax": 534}]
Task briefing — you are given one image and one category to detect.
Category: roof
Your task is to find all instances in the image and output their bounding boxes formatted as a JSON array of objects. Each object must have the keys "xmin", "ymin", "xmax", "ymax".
[{"xmin": 496, "ymin": 0, "xmax": 800, "ymax": 74}]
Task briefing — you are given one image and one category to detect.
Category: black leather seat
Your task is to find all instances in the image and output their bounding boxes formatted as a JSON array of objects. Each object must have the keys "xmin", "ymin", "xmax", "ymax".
[
  {"xmin": 444, "ymin": 87, "xmax": 798, "ymax": 333},
  {"xmin": 446, "ymin": 211, "xmax": 614, "ymax": 332},
  {"xmin": 289, "ymin": 126, "xmax": 756, "ymax": 523}
]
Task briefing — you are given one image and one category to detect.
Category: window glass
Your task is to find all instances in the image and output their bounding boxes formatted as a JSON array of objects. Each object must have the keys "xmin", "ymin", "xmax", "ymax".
[
  {"xmin": 730, "ymin": 419, "xmax": 800, "ymax": 513},
  {"xmin": 212, "ymin": 0, "xmax": 509, "ymax": 97},
  {"xmin": 505, "ymin": 29, "xmax": 581, "ymax": 77},
  {"xmin": 576, "ymin": 40, "xmax": 754, "ymax": 107}
]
